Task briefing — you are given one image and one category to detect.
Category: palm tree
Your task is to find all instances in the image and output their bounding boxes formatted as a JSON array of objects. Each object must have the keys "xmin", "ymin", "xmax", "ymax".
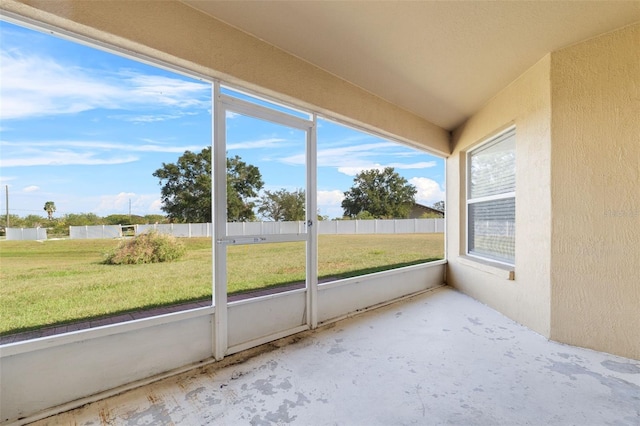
[{"xmin": 44, "ymin": 201, "xmax": 56, "ymax": 220}]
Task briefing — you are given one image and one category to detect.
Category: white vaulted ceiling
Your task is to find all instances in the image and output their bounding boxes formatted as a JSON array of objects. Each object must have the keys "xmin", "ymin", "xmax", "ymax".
[{"xmin": 181, "ymin": 1, "xmax": 640, "ymax": 130}]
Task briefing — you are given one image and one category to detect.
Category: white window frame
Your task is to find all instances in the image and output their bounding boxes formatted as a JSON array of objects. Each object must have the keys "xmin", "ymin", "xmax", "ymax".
[{"xmin": 466, "ymin": 127, "xmax": 516, "ymax": 266}]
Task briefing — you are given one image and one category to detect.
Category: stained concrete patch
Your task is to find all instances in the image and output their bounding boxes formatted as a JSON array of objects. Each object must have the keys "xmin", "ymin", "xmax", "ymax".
[
  {"xmin": 250, "ymin": 414, "xmax": 271, "ymax": 426},
  {"xmin": 328, "ymin": 344, "xmax": 346, "ymax": 354},
  {"xmin": 546, "ymin": 361, "xmax": 640, "ymax": 403},
  {"xmin": 204, "ymin": 395, "xmax": 222, "ymax": 406},
  {"xmin": 468, "ymin": 317, "xmax": 482, "ymax": 325},
  {"xmin": 252, "ymin": 377, "xmax": 278, "ymax": 395},
  {"xmin": 122, "ymin": 403, "xmax": 173, "ymax": 426},
  {"xmin": 602, "ymin": 360, "xmax": 640, "ymax": 374},
  {"xmin": 185, "ymin": 386, "xmax": 206, "ymax": 401},
  {"xmin": 231, "ymin": 370, "xmax": 248, "ymax": 380},
  {"xmin": 250, "ymin": 392, "xmax": 310, "ymax": 425},
  {"xmin": 258, "ymin": 360, "xmax": 279, "ymax": 371}
]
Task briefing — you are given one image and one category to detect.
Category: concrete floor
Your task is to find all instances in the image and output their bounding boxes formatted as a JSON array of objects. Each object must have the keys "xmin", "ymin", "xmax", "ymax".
[{"xmin": 31, "ymin": 287, "xmax": 640, "ymax": 425}]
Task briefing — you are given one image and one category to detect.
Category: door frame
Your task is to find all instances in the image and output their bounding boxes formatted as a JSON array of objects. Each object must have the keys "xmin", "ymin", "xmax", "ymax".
[{"xmin": 212, "ymin": 82, "xmax": 317, "ymax": 359}]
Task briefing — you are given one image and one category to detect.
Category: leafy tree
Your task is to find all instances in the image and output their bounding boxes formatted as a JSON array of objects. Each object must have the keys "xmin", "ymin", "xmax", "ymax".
[
  {"xmin": 24, "ymin": 214, "xmax": 46, "ymax": 228},
  {"xmin": 432, "ymin": 200, "xmax": 445, "ymax": 213},
  {"xmin": 419, "ymin": 211, "xmax": 442, "ymax": 219},
  {"xmin": 43, "ymin": 201, "xmax": 56, "ymax": 220},
  {"xmin": 355, "ymin": 210, "xmax": 376, "ymax": 220},
  {"xmin": 153, "ymin": 148, "xmax": 212, "ymax": 223},
  {"xmin": 341, "ymin": 167, "xmax": 417, "ymax": 219},
  {"xmin": 153, "ymin": 149, "xmax": 263, "ymax": 223},
  {"xmin": 63, "ymin": 213, "xmax": 104, "ymax": 226},
  {"xmin": 258, "ymin": 188, "xmax": 305, "ymax": 221},
  {"xmin": 2, "ymin": 214, "xmax": 24, "ymax": 229},
  {"xmin": 144, "ymin": 214, "xmax": 169, "ymax": 224},
  {"xmin": 226, "ymin": 155, "xmax": 264, "ymax": 222},
  {"xmin": 104, "ymin": 214, "xmax": 148, "ymax": 226},
  {"xmin": 49, "ymin": 219, "xmax": 70, "ymax": 237}
]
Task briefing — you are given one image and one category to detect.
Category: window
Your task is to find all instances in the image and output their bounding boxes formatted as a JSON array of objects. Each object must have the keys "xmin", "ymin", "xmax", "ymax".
[
  {"xmin": 467, "ymin": 128, "xmax": 515, "ymax": 265},
  {"xmin": 316, "ymin": 118, "xmax": 445, "ymax": 284},
  {"xmin": 0, "ymin": 19, "xmax": 213, "ymax": 340}
]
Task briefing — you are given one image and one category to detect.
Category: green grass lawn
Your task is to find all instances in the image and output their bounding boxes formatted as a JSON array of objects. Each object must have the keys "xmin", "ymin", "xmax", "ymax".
[{"xmin": 0, "ymin": 234, "xmax": 443, "ymax": 335}]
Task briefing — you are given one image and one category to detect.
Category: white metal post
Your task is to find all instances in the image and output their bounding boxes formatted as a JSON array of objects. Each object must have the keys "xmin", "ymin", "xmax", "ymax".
[
  {"xmin": 307, "ymin": 114, "xmax": 318, "ymax": 329},
  {"xmin": 213, "ymin": 82, "xmax": 228, "ymax": 360}
]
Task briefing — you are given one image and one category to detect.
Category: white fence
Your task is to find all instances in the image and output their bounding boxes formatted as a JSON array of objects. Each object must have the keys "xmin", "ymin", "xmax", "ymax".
[
  {"xmin": 317, "ymin": 218, "xmax": 444, "ymax": 235},
  {"xmin": 137, "ymin": 223, "xmax": 212, "ymax": 238},
  {"xmin": 227, "ymin": 221, "xmax": 305, "ymax": 236},
  {"xmin": 5, "ymin": 227, "xmax": 47, "ymax": 241},
  {"xmin": 139, "ymin": 219, "xmax": 443, "ymax": 237},
  {"xmin": 70, "ymin": 225, "xmax": 122, "ymax": 239},
  {"xmin": 62, "ymin": 219, "xmax": 446, "ymax": 240}
]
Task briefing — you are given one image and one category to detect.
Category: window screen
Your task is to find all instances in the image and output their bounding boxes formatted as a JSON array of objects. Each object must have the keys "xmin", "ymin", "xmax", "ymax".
[{"xmin": 467, "ymin": 129, "xmax": 515, "ymax": 265}]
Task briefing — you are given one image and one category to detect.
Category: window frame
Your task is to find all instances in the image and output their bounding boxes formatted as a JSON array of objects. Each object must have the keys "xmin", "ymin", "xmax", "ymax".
[{"xmin": 466, "ymin": 127, "xmax": 516, "ymax": 266}]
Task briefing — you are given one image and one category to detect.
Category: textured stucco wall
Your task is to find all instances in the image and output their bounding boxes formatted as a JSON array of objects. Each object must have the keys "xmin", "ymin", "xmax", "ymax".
[
  {"xmin": 550, "ymin": 23, "xmax": 640, "ymax": 360},
  {"xmin": 447, "ymin": 56, "xmax": 552, "ymax": 337},
  {"xmin": 0, "ymin": 0, "xmax": 448, "ymax": 154}
]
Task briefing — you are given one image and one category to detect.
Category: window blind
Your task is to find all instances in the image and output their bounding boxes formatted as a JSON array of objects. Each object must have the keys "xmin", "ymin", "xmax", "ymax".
[{"xmin": 467, "ymin": 129, "xmax": 516, "ymax": 265}]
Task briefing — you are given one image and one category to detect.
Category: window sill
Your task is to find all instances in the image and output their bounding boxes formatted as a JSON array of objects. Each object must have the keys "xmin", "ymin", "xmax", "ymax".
[{"xmin": 457, "ymin": 255, "xmax": 515, "ymax": 280}]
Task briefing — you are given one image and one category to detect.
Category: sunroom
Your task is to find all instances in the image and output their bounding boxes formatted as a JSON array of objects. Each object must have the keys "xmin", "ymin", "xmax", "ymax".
[{"xmin": 0, "ymin": 1, "xmax": 638, "ymax": 424}]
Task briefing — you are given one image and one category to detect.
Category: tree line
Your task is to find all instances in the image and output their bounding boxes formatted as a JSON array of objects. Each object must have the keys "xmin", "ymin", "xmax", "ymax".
[
  {"xmin": 2, "ymin": 147, "xmax": 443, "ymax": 233},
  {"xmin": 154, "ymin": 148, "xmax": 441, "ymax": 223},
  {"xmin": 1, "ymin": 212, "xmax": 169, "ymax": 237}
]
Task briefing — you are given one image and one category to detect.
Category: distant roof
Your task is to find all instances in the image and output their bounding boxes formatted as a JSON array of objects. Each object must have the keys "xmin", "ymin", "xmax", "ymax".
[{"xmin": 413, "ymin": 203, "xmax": 444, "ymax": 215}]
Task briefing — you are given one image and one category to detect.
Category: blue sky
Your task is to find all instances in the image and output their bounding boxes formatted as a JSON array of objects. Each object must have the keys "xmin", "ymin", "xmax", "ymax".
[{"xmin": 0, "ymin": 20, "xmax": 444, "ymax": 220}]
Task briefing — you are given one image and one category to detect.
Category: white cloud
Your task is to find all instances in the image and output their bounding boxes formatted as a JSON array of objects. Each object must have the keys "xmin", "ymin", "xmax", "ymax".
[
  {"xmin": 337, "ymin": 161, "xmax": 436, "ymax": 176},
  {"xmin": 317, "ymin": 190, "xmax": 345, "ymax": 219},
  {"xmin": 125, "ymin": 73, "xmax": 209, "ymax": 108},
  {"xmin": 23, "ymin": 185, "xmax": 39, "ymax": 192},
  {"xmin": 112, "ymin": 113, "xmax": 184, "ymax": 123},
  {"xmin": 0, "ymin": 50, "xmax": 210, "ymax": 121},
  {"xmin": 282, "ymin": 143, "xmax": 436, "ymax": 178},
  {"xmin": 1, "ymin": 140, "xmax": 204, "ymax": 152},
  {"xmin": 0, "ymin": 176, "xmax": 17, "ymax": 185},
  {"xmin": 337, "ymin": 165, "xmax": 383, "ymax": 176},
  {"xmin": 317, "ymin": 142, "xmax": 396, "ymax": 166},
  {"xmin": 317, "ymin": 190, "xmax": 344, "ymax": 206},
  {"xmin": 280, "ymin": 153, "xmax": 306, "ymax": 166},
  {"xmin": 149, "ymin": 198, "xmax": 164, "ymax": 213},
  {"xmin": 134, "ymin": 143, "xmax": 207, "ymax": 153},
  {"xmin": 281, "ymin": 142, "xmax": 394, "ymax": 167},
  {"xmin": 95, "ymin": 192, "xmax": 135, "ymax": 214},
  {"xmin": 2, "ymin": 151, "xmax": 138, "ymax": 167},
  {"xmin": 0, "ymin": 140, "xmax": 208, "ymax": 167},
  {"xmin": 409, "ymin": 177, "xmax": 445, "ymax": 206},
  {"xmin": 227, "ymin": 138, "xmax": 287, "ymax": 150},
  {"xmin": 94, "ymin": 192, "xmax": 163, "ymax": 215},
  {"xmin": 388, "ymin": 161, "xmax": 437, "ymax": 170}
]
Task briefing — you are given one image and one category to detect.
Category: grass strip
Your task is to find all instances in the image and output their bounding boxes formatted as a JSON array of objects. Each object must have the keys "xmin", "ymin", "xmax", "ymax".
[{"xmin": 0, "ymin": 234, "xmax": 443, "ymax": 335}]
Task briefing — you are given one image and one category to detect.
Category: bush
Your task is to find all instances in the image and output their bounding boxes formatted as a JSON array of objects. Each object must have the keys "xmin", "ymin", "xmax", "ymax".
[{"xmin": 104, "ymin": 231, "xmax": 186, "ymax": 265}]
